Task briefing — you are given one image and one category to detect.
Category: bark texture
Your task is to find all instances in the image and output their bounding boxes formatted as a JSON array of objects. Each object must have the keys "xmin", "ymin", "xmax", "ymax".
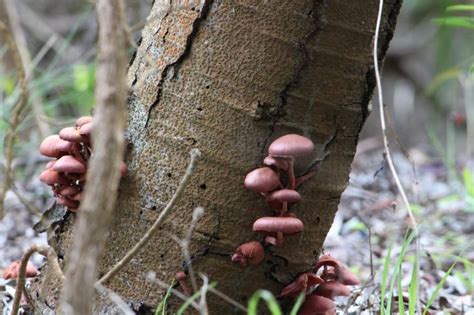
[{"xmin": 36, "ymin": 0, "xmax": 402, "ymax": 313}]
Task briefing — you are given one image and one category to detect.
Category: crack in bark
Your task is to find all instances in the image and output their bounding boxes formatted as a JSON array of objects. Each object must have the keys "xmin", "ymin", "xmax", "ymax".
[
  {"xmin": 259, "ymin": 0, "xmax": 327, "ymax": 159},
  {"xmin": 145, "ymin": 0, "xmax": 214, "ymax": 128}
]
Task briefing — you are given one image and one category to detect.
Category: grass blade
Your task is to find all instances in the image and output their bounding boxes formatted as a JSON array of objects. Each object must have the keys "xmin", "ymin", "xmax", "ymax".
[{"xmin": 247, "ymin": 290, "xmax": 282, "ymax": 315}]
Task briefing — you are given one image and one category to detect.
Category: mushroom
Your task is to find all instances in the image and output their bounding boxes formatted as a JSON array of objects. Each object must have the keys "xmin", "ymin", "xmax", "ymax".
[
  {"xmin": 2, "ymin": 261, "xmax": 38, "ymax": 280},
  {"xmin": 39, "ymin": 135, "xmax": 73, "ymax": 158},
  {"xmin": 268, "ymin": 134, "xmax": 314, "ymax": 189},
  {"xmin": 313, "ymin": 281, "xmax": 351, "ymax": 299},
  {"xmin": 279, "ymin": 272, "xmax": 324, "ymax": 299},
  {"xmin": 231, "ymin": 241, "xmax": 265, "ymax": 266},
  {"xmin": 53, "ymin": 155, "xmax": 86, "ymax": 174},
  {"xmin": 263, "ymin": 155, "xmax": 289, "ymax": 171},
  {"xmin": 39, "ymin": 169, "xmax": 68, "ymax": 185},
  {"xmin": 253, "ymin": 216, "xmax": 303, "ymax": 246},
  {"xmin": 75, "ymin": 116, "xmax": 93, "ymax": 128},
  {"xmin": 175, "ymin": 271, "xmax": 191, "ymax": 296},
  {"xmin": 244, "ymin": 167, "xmax": 281, "ymax": 193},
  {"xmin": 297, "ymin": 294, "xmax": 336, "ymax": 315},
  {"xmin": 266, "ymin": 189, "xmax": 301, "ymax": 213},
  {"xmin": 59, "ymin": 127, "xmax": 87, "ymax": 143}
]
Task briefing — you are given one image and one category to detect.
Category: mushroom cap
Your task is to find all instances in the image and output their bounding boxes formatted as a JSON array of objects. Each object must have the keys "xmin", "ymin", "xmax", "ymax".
[
  {"xmin": 59, "ymin": 127, "xmax": 86, "ymax": 143},
  {"xmin": 263, "ymin": 156, "xmax": 289, "ymax": 171},
  {"xmin": 267, "ymin": 189, "xmax": 301, "ymax": 209},
  {"xmin": 298, "ymin": 295, "xmax": 336, "ymax": 315},
  {"xmin": 78, "ymin": 121, "xmax": 93, "ymax": 136},
  {"xmin": 268, "ymin": 134, "xmax": 314, "ymax": 158},
  {"xmin": 336, "ymin": 267, "xmax": 360, "ymax": 285},
  {"xmin": 56, "ymin": 196, "xmax": 80, "ymax": 210},
  {"xmin": 253, "ymin": 217, "xmax": 304, "ymax": 234},
  {"xmin": 53, "ymin": 155, "xmax": 86, "ymax": 174},
  {"xmin": 314, "ymin": 255, "xmax": 343, "ymax": 272},
  {"xmin": 59, "ymin": 185, "xmax": 81, "ymax": 197},
  {"xmin": 314, "ymin": 281, "xmax": 351, "ymax": 299},
  {"xmin": 279, "ymin": 273, "xmax": 324, "ymax": 299},
  {"xmin": 2, "ymin": 261, "xmax": 38, "ymax": 280},
  {"xmin": 39, "ymin": 169, "xmax": 69, "ymax": 185},
  {"xmin": 231, "ymin": 241, "xmax": 265, "ymax": 266},
  {"xmin": 75, "ymin": 116, "xmax": 93, "ymax": 128},
  {"xmin": 175, "ymin": 271, "xmax": 187, "ymax": 281},
  {"xmin": 39, "ymin": 135, "xmax": 73, "ymax": 158},
  {"xmin": 244, "ymin": 167, "xmax": 280, "ymax": 193}
]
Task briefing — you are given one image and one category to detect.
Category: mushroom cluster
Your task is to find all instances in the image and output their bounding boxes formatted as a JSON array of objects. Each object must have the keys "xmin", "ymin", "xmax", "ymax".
[
  {"xmin": 2, "ymin": 260, "xmax": 38, "ymax": 280},
  {"xmin": 38, "ymin": 116, "xmax": 126, "ymax": 211},
  {"xmin": 231, "ymin": 134, "xmax": 315, "ymax": 266},
  {"xmin": 280, "ymin": 254, "xmax": 360, "ymax": 314}
]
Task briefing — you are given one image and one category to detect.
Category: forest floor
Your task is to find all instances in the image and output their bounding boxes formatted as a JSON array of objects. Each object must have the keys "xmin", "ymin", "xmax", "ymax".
[{"xmin": 1, "ymin": 138, "xmax": 473, "ymax": 314}]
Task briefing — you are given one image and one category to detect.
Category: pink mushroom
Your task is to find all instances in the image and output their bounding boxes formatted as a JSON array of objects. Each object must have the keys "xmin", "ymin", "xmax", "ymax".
[
  {"xmin": 2, "ymin": 261, "xmax": 38, "ymax": 280},
  {"xmin": 253, "ymin": 216, "xmax": 303, "ymax": 246},
  {"xmin": 298, "ymin": 294, "xmax": 336, "ymax": 315},
  {"xmin": 244, "ymin": 167, "xmax": 281, "ymax": 193},
  {"xmin": 231, "ymin": 241, "xmax": 265, "ymax": 267}
]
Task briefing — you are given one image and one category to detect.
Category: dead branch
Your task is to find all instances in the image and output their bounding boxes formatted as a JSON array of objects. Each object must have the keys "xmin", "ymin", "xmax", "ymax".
[
  {"xmin": 59, "ymin": 0, "xmax": 129, "ymax": 314},
  {"xmin": 0, "ymin": 17, "xmax": 29, "ymax": 218}
]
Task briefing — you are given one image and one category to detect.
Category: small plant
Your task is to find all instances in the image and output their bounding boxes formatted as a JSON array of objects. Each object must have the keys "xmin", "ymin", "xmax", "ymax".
[{"xmin": 38, "ymin": 116, "xmax": 127, "ymax": 211}]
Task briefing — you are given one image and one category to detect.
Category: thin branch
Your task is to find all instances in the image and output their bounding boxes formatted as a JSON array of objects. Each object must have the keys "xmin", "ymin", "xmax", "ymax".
[
  {"xmin": 152, "ymin": 278, "xmax": 200, "ymax": 311},
  {"xmin": 11, "ymin": 245, "xmax": 64, "ymax": 315},
  {"xmin": 373, "ymin": 0, "xmax": 417, "ymax": 229},
  {"xmin": 374, "ymin": 1, "xmax": 421, "ymax": 313},
  {"xmin": 59, "ymin": 1, "xmax": 129, "ymax": 314},
  {"xmin": 0, "ymin": 19, "xmax": 29, "ymax": 219},
  {"xmin": 97, "ymin": 148, "xmax": 201, "ymax": 284},
  {"xmin": 3, "ymin": 0, "xmax": 51, "ymax": 138}
]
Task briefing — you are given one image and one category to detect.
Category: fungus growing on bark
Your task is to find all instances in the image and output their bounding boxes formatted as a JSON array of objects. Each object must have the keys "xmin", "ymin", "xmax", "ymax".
[
  {"xmin": 279, "ymin": 254, "xmax": 360, "ymax": 314},
  {"xmin": 279, "ymin": 272, "xmax": 324, "ymax": 299},
  {"xmin": 38, "ymin": 116, "xmax": 127, "ymax": 211},
  {"xmin": 298, "ymin": 295, "xmax": 337, "ymax": 315},
  {"xmin": 244, "ymin": 167, "xmax": 281, "ymax": 193},
  {"xmin": 232, "ymin": 134, "xmax": 315, "ymax": 267},
  {"xmin": 231, "ymin": 241, "xmax": 265, "ymax": 266},
  {"xmin": 175, "ymin": 271, "xmax": 191, "ymax": 296},
  {"xmin": 2, "ymin": 261, "xmax": 38, "ymax": 280},
  {"xmin": 253, "ymin": 216, "xmax": 304, "ymax": 246}
]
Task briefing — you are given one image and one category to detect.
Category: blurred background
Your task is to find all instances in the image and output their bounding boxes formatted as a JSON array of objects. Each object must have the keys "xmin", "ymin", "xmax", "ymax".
[{"xmin": 0, "ymin": 0, "xmax": 473, "ymax": 313}]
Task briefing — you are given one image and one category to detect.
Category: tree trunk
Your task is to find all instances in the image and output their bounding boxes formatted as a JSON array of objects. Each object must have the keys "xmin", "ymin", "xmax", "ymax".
[{"xmin": 35, "ymin": 0, "xmax": 402, "ymax": 313}]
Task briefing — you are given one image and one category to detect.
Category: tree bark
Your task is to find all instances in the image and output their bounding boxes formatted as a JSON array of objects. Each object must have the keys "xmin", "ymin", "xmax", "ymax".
[{"xmin": 35, "ymin": 0, "xmax": 402, "ymax": 313}]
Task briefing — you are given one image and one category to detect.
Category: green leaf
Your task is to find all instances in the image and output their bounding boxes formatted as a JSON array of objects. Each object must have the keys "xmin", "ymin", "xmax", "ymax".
[
  {"xmin": 380, "ymin": 244, "xmax": 392, "ymax": 314},
  {"xmin": 176, "ymin": 282, "xmax": 217, "ymax": 315},
  {"xmin": 408, "ymin": 258, "xmax": 418, "ymax": 315},
  {"xmin": 289, "ymin": 294, "xmax": 305, "ymax": 315},
  {"xmin": 446, "ymin": 5, "xmax": 474, "ymax": 12},
  {"xmin": 423, "ymin": 263, "xmax": 456, "ymax": 315},
  {"xmin": 247, "ymin": 290, "xmax": 282, "ymax": 315},
  {"xmin": 155, "ymin": 282, "xmax": 174, "ymax": 315},
  {"xmin": 433, "ymin": 17, "xmax": 474, "ymax": 30}
]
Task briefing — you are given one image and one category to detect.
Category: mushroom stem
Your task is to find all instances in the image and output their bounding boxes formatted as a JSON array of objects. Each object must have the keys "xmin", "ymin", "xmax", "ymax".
[
  {"xmin": 281, "ymin": 201, "xmax": 288, "ymax": 216},
  {"xmin": 287, "ymin": 158, "xmax": 296, "ymax": 190}
]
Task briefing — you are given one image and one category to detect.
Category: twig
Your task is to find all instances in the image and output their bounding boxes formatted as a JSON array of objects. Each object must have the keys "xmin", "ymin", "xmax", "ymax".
[
  {"xmin": 97, "ymin": 149, "xmax": 202, "ymax": 284},
  {"xmin": 373, "ymin": 1, "xmax": 421, "ymax": 313},
  {"xmin": 0, "ymin": 19, "xmax": 29, "ymax": 219},
  {"xmin": 152, "ymin": 278, "xmax": 200, "ymax": 311},
  {"xmin": 59, "ymin": 1, "xmax": 129, "ymax": 314},
  {"xmin": 198, "ymin": 274, "xmax": 210, "ymax": 315},
  {"xmin": 170, "ymin": 206, "xmax": 205, "ymax": 294},
  {"xmin": 11, "ymin": 245, "xmax": 64, "ymax": 315},
  {"xmin": 3, "ymin": 0, "xmax": 51, "ymax": 138},
  {"xmin": 373, "ymin": 0, "xmax": 417, "ymax": 229},
  {"xmin": 95, "ymin": 283, "xmax": 134, "ymax": 315},
  {"xmin": 9, "ymin": 185, "xmax": 41, "ymax": 215}
]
